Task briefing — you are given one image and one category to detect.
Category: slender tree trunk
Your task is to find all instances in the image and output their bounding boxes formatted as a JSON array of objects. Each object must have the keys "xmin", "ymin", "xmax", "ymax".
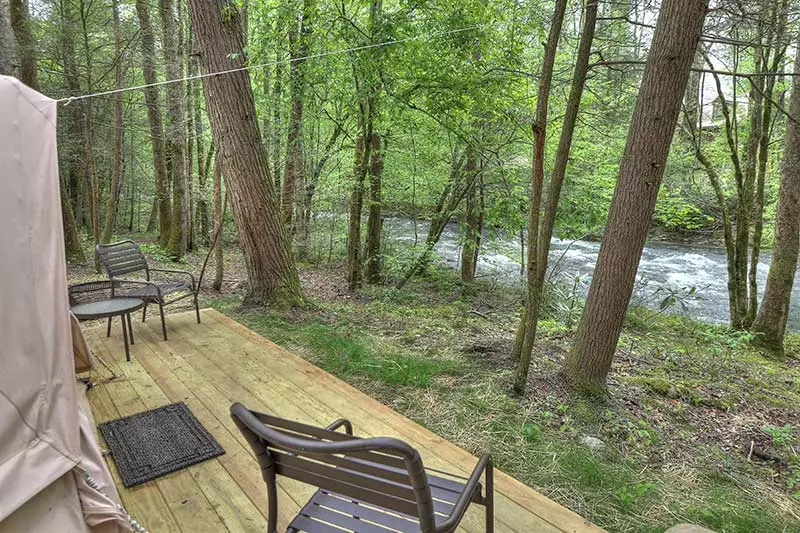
[
  {"xmin": 364, "ymin": 132, "xmax": 383, "ymax": 283},
  {"xmin": 272, "ymin": 49, "xmax": 284, "ymax": 194},
  {"xmin": 564, "ymin": 0, "xmax": 708, "ymax": 394},
  {"xmin": 135, "ymin": 0, "xmax": 170, "ymax": 244},
  {"xmin": 0, "ymin": 0, "xmax": 15, "ymax": 75},
  {"xmin": 162, "ymin": 0, "xmax": 187, "ymax": 257},
  {"xmin": 460, "ymin": 145, "xmax": 480, "ymax": 282},
  {"xmin": 57, "ymin": 0, "xmax": 84, "ymax": 260},
  {"xmin": 8, "ymin": 0, "xmax": 37, "ymax": 89},
  {"xmin": 212, "ymin": 159, "xmax": 224, "ymax": 291},
  {"xmin": 101, "ymin": 0, "xmax": 124, "ymax": 245},
  {"xmin": 510, "ymin": 0, "xmax": 568, "ymax": 393},
  {"xmin": 512, "ymin": 0, "xmax": 598, "ymax": 395},
  {"xmin": 347, "ymin": 131, "xmax": 369, "ymax": 289},
  {"xmin": 189, "ymin": 0, "xmax": 302, "ymax": 307},
  {"xmin": 751, "ymin": 41, "xmax": 800, "ymax": 352}
]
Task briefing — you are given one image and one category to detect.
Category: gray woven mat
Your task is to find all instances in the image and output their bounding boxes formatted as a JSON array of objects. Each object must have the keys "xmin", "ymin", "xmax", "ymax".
[{"xmin": 99, "ymin": 402, "xmax": 224, "ymax": 488}]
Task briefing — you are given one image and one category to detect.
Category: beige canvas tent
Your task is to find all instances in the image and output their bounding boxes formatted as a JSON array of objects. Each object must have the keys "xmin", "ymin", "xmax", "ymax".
[{"xmin": 0, "ymin": 75, "xmax": 132, "ymax": 532}]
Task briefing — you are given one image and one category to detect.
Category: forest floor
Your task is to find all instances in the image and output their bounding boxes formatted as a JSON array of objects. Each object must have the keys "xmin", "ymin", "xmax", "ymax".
[{"xmin": 69, "ymin": 239, "xmax": 800, "ymax": 533}]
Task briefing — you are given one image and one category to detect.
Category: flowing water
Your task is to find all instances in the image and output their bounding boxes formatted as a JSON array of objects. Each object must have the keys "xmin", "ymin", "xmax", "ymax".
[{"xmin": 383, "ymin": 217, "xmax": 800, "ymax": 330}]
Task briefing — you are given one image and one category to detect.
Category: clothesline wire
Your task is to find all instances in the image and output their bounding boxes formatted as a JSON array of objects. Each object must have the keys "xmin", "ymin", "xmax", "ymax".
[{"xmin": 57, "ymin": 24, "xmax": 484, "ymax": 105}]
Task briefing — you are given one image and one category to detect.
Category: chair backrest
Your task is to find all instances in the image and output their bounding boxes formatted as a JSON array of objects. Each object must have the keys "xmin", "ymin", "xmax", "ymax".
[
  {"xmin": 230, "ymin": 403, "xmax": 438, "ymax": 532},
  {"xmin": 96, "ymin": 240, "xmax": 149, "ymax": 279},
  {"xmin": 68, "ymin": 280, "xmax": 118, "ymax": 306}
]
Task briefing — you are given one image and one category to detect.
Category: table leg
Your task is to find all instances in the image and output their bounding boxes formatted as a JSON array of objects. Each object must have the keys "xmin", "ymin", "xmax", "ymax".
[
  {"xmin": 121, "ymin": 313, "xmax": 131, "ymax": 362},
  {"xmin": 127, "ymin": 313, "xmax": 135, "ymax": 345}
]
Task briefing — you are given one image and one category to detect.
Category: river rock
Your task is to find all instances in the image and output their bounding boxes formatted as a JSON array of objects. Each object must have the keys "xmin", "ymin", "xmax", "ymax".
[
  {"xmin": 580, "ymin": 436, "xmax": 605, "ymax": 451},
  {"xmin": 664, "ymin": 524, "xmax": 716, "ymax": 533}
]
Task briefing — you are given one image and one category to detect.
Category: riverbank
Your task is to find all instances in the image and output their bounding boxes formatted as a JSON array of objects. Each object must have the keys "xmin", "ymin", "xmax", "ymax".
[{"xmin": 68, "ymin": 242, "xmax": 800, "ymax": 532}]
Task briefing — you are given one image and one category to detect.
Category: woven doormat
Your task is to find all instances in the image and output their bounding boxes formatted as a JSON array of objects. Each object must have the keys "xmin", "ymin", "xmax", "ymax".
[{"xmin": 99, "ymin": 402, "xmax": 224, "ymax": 488}]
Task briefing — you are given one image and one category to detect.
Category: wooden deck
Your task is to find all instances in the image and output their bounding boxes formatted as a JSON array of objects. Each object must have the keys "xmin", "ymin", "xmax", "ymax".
[{"xmin": 82, "ymin": 308, "xmax": 603, "ymax": 533}]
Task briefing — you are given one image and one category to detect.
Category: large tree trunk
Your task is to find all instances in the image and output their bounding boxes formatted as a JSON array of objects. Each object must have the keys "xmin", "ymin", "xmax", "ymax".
[
  {"xmin": 189, "ymin": 0, "xmax": 302, "ymax": 307},
  {"xmin": 363, "ymin": 132, "xmax": 383, "ymax": 283},
  {"xmin": 101, "ymin": 0, "xmax": 124, "ymax": 245},
  {"xmin": 510, "ymin": 0, "xmax": 567, "ymax": 393},
  {"xmin": 751, "ymin": 42, "xmax": 800, "ymax": 353},
  {"xmin": 0, "ymin": 0, "xmax": 15, "ymax": 75},
  {"xmin": 162, "ymin": 0, "xmax": 188, "ymax": 258},
  {"xmin": 564, "ymin": 0, "xmax": 707, "ymax": 394},
  {"xmin": 8, "ymin": 0, "xmax": 37, "ymax": 89},
  {"xmin": 512, "ymin": 0, "xmax": 598, "ymax": 394},
  {"xmin": 134, "ymin": 0, "xmax": 170, "ymax": 245}
]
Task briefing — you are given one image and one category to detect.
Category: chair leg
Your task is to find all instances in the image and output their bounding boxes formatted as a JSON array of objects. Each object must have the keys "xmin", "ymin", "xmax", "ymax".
[
  {"xmin": 485, "ymin": 459, "xmax": 494, "ymax": 533},
  {"xmin": 265, "ymin": 470, "xmax": 278, "ymax": 533},
  {"xmin": 106, "ymin": 317, "xmax": 112, "ymax": 337},
  {"xmin": 158, "ymin": 302, "xmax": 168, "ymax": 341},
  {"xmin": 194, "ymin": 293, "xmax": 201, "ymax": 323},
  {"xmin": 142, "ymin": 303, "xmax": 148, "ymax": 322}
]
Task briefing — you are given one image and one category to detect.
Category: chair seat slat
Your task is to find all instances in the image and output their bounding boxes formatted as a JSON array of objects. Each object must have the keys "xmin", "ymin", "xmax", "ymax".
[
  {"xmin": 275, "ymin": 462, "xmax": 422, "ymax": 517},
  {"xmin": 312, "ymin": 491, "xmax": 421, "ymax": 533}
]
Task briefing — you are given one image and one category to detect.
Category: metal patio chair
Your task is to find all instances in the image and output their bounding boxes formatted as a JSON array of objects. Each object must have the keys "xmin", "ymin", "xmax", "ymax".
[
  {"xmin": 96, "ymin": 240, "xmax": 200, "ymax": 341},
  {"xmin": 231, "ymin": 402, "xmax": 494, "ymax": 533}
]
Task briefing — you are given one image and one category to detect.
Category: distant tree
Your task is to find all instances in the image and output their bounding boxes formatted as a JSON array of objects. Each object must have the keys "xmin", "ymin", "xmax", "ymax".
[
  {"xmin": 134, "ymin": 0, "xmax": 171, "ymax": 244},
  {"xmin": 751, "ymin": 41, "xmax": 800, "ymax": 353},
  {"xmin": 161, "ymin": 0, "xmax": 188, "ymax": 257},
  {"xmin": 8, "ymin": 0, "xmax": 37, "ymax": 89},
  {"xmin": 0, "ymin": 0, "xmax": 14, "ymax": 75},
  {"xmin": 188, "ymin": 0, "xmax": 303, "ymax": 307},
  {"xmin": 564, "ymin": 0, "xmax": 708, "ymax": 394},
  {"xmin": 101, "ymin": 0, "xmax": 124, "ymax": 245}
]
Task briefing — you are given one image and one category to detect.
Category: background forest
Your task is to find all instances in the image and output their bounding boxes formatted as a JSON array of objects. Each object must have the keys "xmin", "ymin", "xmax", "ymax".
[{"xmin": 4, "ymin": 0, "xmax": 800, "ymax": 531}]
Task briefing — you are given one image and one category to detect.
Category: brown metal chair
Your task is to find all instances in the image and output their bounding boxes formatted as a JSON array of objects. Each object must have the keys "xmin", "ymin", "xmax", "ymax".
[
  {"xmin": 95, "ymin": 240, "xmax": 200, "ymax": 341},
  {"xmin": 231, "ymin": 403, "xmax": 493, "ymax": 533}
]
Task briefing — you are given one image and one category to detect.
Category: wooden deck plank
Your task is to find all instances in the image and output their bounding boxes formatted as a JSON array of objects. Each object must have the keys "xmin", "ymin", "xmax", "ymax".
[
  {"xmin": 82, "ymin": 309, "xmax": 603, "ymax": 533},
  {"xmin": 109, "ymin": 326, "xmax": 270, "ymax": 533},
  {"xmin": 88, "ymin": 382, "xmax": 182, "ymax": 533},
  {"xmin": 89, "ymin": 330, "xmax": 235, "ymax": 532},
  {"xmin": 129, "ymin": 321, "xmax": 303, "ymax": 530}
]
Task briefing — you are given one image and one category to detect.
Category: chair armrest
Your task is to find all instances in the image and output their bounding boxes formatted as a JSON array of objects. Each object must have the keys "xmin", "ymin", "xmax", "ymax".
[
  {"xmin": 436, "ymin": 454, "xmax": 492, "ymax": 533},
  {"xmin": 149, "ymin": 268, "xmax": 197, "ymax": 290},
  {"xmin": 324, "ymin": 418, "xmax": 353, "ymax": 435}
]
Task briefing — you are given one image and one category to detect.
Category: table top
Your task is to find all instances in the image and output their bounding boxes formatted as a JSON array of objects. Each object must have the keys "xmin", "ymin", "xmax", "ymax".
[{"xmin": 71, "ymin": 298, "xmax": 145, "ymax": 319}]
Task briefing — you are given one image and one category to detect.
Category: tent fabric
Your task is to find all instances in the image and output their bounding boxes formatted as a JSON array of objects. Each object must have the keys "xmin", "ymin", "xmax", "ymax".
[{"xmin": 0, "ymin": 75, "xmax": 130, "ymax": 532}]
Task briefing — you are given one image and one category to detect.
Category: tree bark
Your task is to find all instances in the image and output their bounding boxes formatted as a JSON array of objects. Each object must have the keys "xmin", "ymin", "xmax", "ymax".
[
  {"xmin": 212, "ymin": 158, "xmax": 224, "ymax": 291},
  {"xmin": 188, "ymin": 0, "xmax": 302, "ymax": 307},
  {"xmin": 347, "ymin": 131, "xmax": 369, "ymax": 289},
  {"xmin": 8, "ymin": 0, "xmax": 37, "ymax": 89},
  {"xmin": 282, "ymin": 0, "xmax": 312, "ymax": 232},
  {"xmin": 162, "ymin": 0, "xmax": 188, "ymax": 258},
  {"xmin": 364, "ymin": 132, "xmax": 383, "ymax": 283},
  {"xmin": 564, "ymin": 0, "xmax": 707, "ymax": 394},
  {"xmin": 512, "ymin": 0, "xmax": 598, "ymax": 394},
  {"xmin": 751, "ymin": 41, "xmax": 800, "ymax": 353},
  {"xmin": 101, "ymin": 0, "xmax": 124, "ymax": 245},
  {"xmin": 134, "ymin": 0, "xmax": 171, "ymax": 245},
  {"xmin": 510, "ymin": 0, "xmax": 568, "ymax": 393},
  {"xmin": 460, "ymin": 145, "xmax": 480, "ymax": 283}
]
